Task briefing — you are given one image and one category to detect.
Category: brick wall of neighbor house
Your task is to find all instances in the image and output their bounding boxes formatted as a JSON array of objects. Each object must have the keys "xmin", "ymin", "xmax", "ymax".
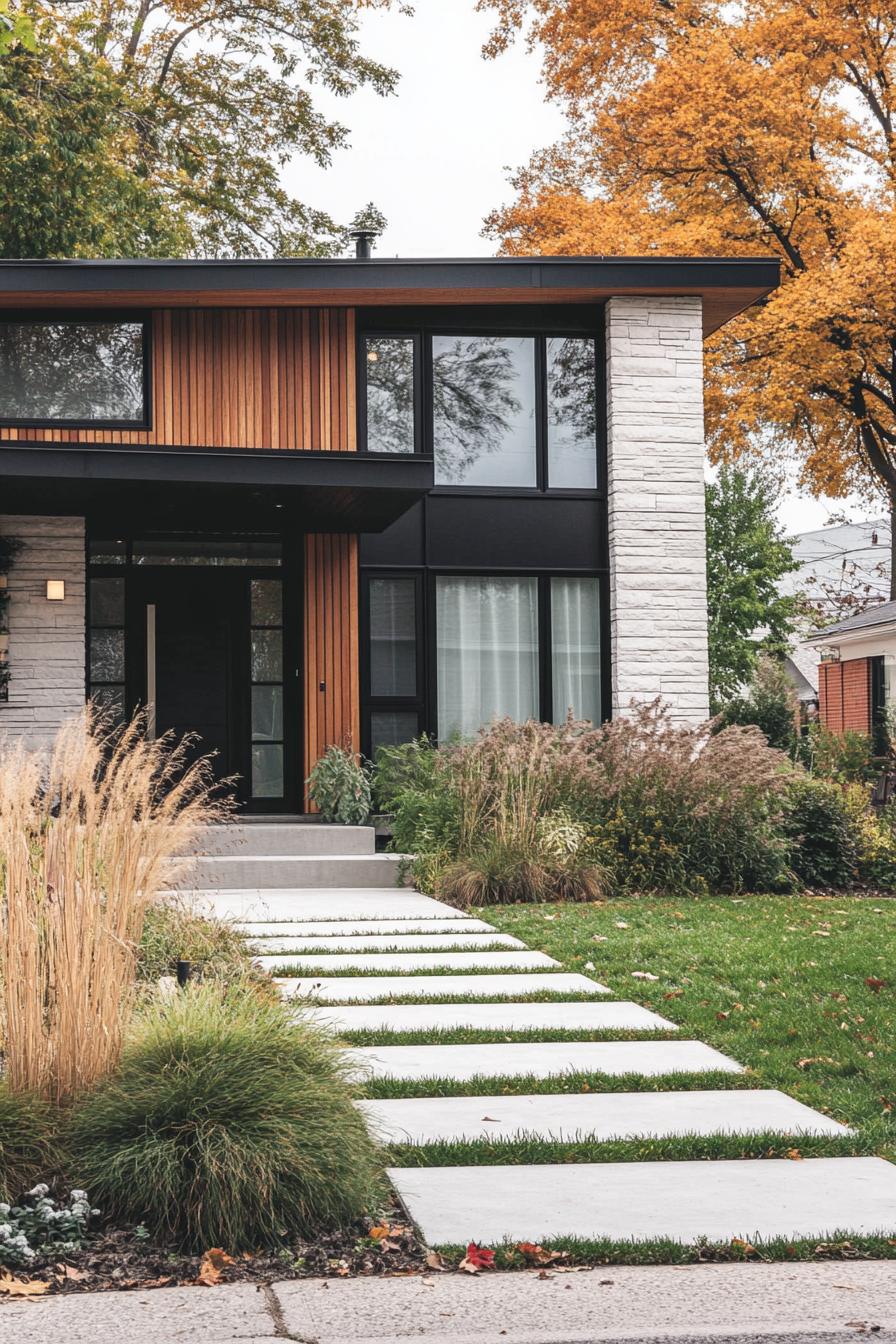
[
  {"xmin": 818, "ymin": 658, "xmax": 872, "ymax": 734},
  {"xmin": 605, "ymin": 295, "xmax": 710, "ymax": 722},
  {"xmin": 0, "ymin": 515, "xmax": 86, "ymax": 747}
]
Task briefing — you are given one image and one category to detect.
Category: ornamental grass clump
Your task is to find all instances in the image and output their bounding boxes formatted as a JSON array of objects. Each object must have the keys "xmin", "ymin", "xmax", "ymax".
[
  {"xmin": 0, "ymin": 708, "xmax": 223, "ymax": 1103},
  {"xmin": 385, "ymin": 703, "xmax": 794, "ymax": 899},
  {"xmin": 0, "ymin": 1084, "xmax": 59, "ymax": 1205},
  {"xmin": 66, "ymin": 982, "xmax": 381, "ymax": 1251}
]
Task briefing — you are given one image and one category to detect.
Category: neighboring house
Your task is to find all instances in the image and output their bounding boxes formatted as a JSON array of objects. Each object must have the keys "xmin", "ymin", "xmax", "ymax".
[
  {"xmin": 0, "ymin": 249, "xmax": 778, "ymax": 810},
  {"xmin": 806, "ymin": 602, "xmax": 896, "ymax": 739}
]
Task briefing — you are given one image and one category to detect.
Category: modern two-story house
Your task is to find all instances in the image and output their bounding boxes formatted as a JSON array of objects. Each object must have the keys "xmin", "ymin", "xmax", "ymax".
[{"xmin": 0, "ymin": 250, "xmax": 778, "ymax": 810}]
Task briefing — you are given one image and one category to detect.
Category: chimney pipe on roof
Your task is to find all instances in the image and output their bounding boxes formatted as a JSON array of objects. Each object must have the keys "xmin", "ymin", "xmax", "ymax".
[{"xmin": 350, "ymin": 228, "xmax": 378, "ymax": 260}]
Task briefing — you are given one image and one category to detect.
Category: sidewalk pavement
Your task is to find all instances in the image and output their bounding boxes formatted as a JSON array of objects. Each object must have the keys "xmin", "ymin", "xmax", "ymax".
[{"xmin": 0, "ymin": 1261, "xmax": 895, "ymax": 1344}]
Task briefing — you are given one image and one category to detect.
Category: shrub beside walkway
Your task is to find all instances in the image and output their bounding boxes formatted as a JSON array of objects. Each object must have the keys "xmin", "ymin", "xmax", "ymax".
[{"xmin": 193, "ymin": 821, "xmax": 896, "ymax": 1257}]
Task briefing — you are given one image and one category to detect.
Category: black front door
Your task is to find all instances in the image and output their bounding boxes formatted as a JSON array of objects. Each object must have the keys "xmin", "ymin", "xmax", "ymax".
[{"xmin": 124, "ymin": 566, "xmax": 294, "ymax": 812}]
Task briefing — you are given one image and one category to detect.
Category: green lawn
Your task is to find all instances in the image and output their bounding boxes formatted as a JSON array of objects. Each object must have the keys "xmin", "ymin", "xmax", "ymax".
[{"xmin": 480, "ymin": 892, "xmax": 896, "ymax": 1160}]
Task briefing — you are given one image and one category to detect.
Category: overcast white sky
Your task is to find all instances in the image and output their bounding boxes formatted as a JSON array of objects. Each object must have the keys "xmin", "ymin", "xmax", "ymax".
[{"xmin": 285, "ymin": 0, "xmax": 871, "ymax": 536}]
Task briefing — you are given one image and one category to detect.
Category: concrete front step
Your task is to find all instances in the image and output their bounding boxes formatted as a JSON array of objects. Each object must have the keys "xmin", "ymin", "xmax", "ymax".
[
  {"xmin": 247, "ymin": 932, "xmax": 523, "ymax": 953},
  {"xmin": 184, "ymin": 823, "xmax": 376, "ymax": 857},
  {"xmin": 257, "ymin": 949, "xmax": 558, "ymax": 974},
  {"xmin": 362, "ymin": 1089, "xmax": 849, "ymax": 1146},
  {"xmin": 345, "ymin": 1039, "xmax": 741, "ymax": 1081},
  {"xmin": 189, "ymin": 889, "xmax": 464, "ymax": 922},
  {"xmin": 175, "ymin": 853, "xmax": 407, "ymax": 890},
  {"xmin": 389, "ymin": 1156, "xmax": 896, "ymax": 1246},
  {"xmin": 278, "ymin": 972, "xmax": 610, "ymax": 1002}
]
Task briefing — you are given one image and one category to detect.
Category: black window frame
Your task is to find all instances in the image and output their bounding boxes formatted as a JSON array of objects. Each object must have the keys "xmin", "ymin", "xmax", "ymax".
[
  {"xmin": 357, "ymin": 305, "xmax": 604, "ymax": 499},
  {"xmin": 0, "ymin": 310, "xmax": 152, "ymax": 430},
  {"xmin": 360, "ymin": 567, "xmax": 427, "ymax": 757},
  {"xmin": 357, "ymin": 330, "xmax": 423, "ymax": 457}
]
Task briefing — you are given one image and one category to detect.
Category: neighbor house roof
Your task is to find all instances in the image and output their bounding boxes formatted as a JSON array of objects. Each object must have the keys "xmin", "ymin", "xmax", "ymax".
[
  {"xmin": 0, "ymin": 255, "xmax": 780, "ymax": 337},
  {"xmin": 809, "ymin": 599, "xmax": 896, "ymax": 641}
]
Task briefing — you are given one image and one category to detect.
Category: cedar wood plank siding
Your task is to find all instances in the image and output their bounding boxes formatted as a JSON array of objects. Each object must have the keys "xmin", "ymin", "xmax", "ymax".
[
  {"xmin": 3, "ymin": 307, "xmax": 362, "ymax": 802},
  {"xmin": 304, "ymin": 533, "xmax": 361, "ymax": 804},
  {"xmin": 0, "ymin": 308, "xmax": 358, "ymax": 451}
]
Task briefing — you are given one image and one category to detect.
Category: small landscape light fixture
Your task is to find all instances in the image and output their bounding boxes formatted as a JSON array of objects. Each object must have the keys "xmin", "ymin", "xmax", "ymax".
[{"xmin": 45, "ymin": 580, "xmax": 65, "ymax": 601}]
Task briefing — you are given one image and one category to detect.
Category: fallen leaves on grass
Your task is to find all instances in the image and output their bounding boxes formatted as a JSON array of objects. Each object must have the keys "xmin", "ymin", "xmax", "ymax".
[
  {"xmin": 459, "ymin": 1243, "xmax": 496, "ymax": 1273},
  {"xmin": 797, "ymin": 1056, "xmax": 835, "ymax": 1069},
  {"xmin": 865, "ymin": 978, "xmax": 887, "ymax": 993},
  {"xmin": 632, "ymin": 971, "xmax": 659, "ymax": 981},
  {"xmin": 196, "ymin": 1248, "xmax": 235, "ymax": 1286},
  {"xmin": 0, "ymin": 1274, "xmax": 49, "ymax": 1297}
]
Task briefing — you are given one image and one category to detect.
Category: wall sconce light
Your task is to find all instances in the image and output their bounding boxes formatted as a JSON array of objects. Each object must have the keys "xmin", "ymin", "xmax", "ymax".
[{"xmin": 46, "ymin": 580, "xmax": 65, "ymax": 602}]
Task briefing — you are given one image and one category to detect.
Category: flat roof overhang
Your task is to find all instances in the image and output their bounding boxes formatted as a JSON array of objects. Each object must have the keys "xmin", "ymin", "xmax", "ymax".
[
  {"xmin": 0, "ymin": 256, "xmax": 780, "ymax": 337},
  {"xmin": 0, "ymin": 442, "xmax": 433, "ymax": 532}
]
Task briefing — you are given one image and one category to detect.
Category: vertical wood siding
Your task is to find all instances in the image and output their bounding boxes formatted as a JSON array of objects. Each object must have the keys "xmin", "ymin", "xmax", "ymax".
[
  {"xmin": 818, "ymin": 657, "xmax": 872, "ymax": 734},
  {"xmin": 303, "ymin": 534, "xmax": 361, "ymax": 804},
  {"xmin": 2, "ymin": 308, "xmax": 357, "ymax": 452}
]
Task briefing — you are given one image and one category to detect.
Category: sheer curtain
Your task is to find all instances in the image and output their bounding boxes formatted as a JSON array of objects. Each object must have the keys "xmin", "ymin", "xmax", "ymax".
[
  {"xmin": 436, "ymin": 577, "xmax": 539, "ymax": 739},
  {"xmin": 551, "ymin": 577, "xmax": 601, "ymax": 724}
]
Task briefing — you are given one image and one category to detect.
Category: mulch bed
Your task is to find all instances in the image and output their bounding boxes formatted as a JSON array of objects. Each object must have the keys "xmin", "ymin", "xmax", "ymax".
[{"xmin": 11, "ymin": 1203, "xmax": 433, "ymax": 1295}]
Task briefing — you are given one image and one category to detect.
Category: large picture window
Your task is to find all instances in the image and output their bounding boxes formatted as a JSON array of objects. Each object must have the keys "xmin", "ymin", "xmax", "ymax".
[
  {"xmin": 436, "ymin": 576, "xmax": 539, "ymax": 739},
  {"xmin": 0, "ymin": 319, "xmax": 147, "ymax": 426},
  {"xmin": 432, "ymin": 336, "xmax": 537, "ymax": 487}
]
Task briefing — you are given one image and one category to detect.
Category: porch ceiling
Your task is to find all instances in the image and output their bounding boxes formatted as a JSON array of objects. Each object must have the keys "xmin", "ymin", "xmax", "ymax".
[{"xmin": 0, "ymin": 442, "xmax": 432, "ymax": 532}]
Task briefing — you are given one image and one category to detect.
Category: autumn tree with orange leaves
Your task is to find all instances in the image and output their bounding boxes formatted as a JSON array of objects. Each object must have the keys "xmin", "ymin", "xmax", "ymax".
[{"xmin": 480, "ymin": 0, "xmax": 896, "ymax": 594}]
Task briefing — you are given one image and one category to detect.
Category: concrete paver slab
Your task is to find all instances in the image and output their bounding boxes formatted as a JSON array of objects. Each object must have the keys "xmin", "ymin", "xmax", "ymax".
[
  {"xmin": 345, "ymin": 1039, "xmax": 740, "ymax": 1081},
  {"xmin": 278, "ymin": 972, "xmax": 610, "ymax": 1002},
  {"xmin": 361, "ymin": 1089, "xmax": 848, "ymax": 1144},
  {"xmin": 311, "ymin": 1000, "xmax": 675, "ymax": 1033},
  {"xmin": 247, "ymin": 933, "xmax": 522, "ymax": 953},
  {"xmin": 258, "ymin": 950, "xmax": 557, "ymax": 973},
  {"xmin": 186, "ymin": 889, "xmax": 461, "ymax": 922},
  {"xmin": 236, "ymin": 918, "xmax": 494, "ymax": 936},
  {"xmin": 389, "ymin": 1156, "xmax": 896, "ymax": 1245}
]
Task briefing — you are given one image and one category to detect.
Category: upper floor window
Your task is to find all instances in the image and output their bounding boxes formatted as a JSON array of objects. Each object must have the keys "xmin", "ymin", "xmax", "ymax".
[
  {"xmin": 0, "ymin": 319, "xmax": 147, "ymax": 426},
  {"xmin": 361, "ymin": 327, "xmax": 598, "ymax": 490}
]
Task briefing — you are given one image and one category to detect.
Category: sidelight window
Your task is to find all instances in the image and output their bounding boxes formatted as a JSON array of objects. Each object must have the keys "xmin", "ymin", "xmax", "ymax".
[
  {"xmin": 88, "ymin": 576, "xmax": 127, "ymax": 727},
  {"xmin": 250, "ymin": 579, "xmax": 284, "ymax": 798}
]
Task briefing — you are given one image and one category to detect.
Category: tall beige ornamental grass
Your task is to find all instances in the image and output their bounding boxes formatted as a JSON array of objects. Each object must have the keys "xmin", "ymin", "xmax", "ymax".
[{"xmin": 0, "ymin": 710, "xmax": 223, "ymax": 1103}]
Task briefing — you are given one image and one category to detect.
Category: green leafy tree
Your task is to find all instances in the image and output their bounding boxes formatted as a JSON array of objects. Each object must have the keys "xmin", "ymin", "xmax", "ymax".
[
  {"xmin": 706, "ymin": 466, "xmax": 799, "ymax": 704},
  {"xmin": 0, "ymin": 1, "xmax": 401, "ymax": 258}
]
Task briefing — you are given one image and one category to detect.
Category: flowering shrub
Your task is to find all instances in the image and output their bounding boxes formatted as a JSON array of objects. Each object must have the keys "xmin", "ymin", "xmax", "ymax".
[{"xmin": 0, "ymin": 1186, "xmax": 98, "ymax": 1269}]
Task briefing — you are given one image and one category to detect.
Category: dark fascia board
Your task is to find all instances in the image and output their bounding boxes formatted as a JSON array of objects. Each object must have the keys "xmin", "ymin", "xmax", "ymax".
[{"xmin": 0, "ymin": 256, "xmax": 781, "ymax": 336}]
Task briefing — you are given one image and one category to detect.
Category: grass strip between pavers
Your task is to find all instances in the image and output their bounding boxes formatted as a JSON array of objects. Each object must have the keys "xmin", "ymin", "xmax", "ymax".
[
  {"xmin": 360, "ymin": 1068, "xmax": 753, "ymax": 1100},
  {"xmin": 430, "ymin": 1233, "xmax": 896, "ymax": 1267},
  {"xmin": 254, "ymin": 941, "xmax": 516, "ymax": 956},
  {"xmin": 383, "ymin": 1130, "xmax": 876, "ymax": 1168},
  {"xmin": 271, "ymin": 962, "xmax": 563, "ymax": 977},
  {"xmin": 337, "ymin": 1027, "xmax": 680, "ymax": 1046}
]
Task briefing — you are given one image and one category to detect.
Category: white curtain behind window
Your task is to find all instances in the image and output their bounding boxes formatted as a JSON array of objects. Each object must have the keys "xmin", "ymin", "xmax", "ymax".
[
  {"xmin": 436, "ymin": 577, "xmax": 539, "ymax": 739},
  {"xmin": 551, "ymin": 577, "xmax": 601, "ymax": 724}
]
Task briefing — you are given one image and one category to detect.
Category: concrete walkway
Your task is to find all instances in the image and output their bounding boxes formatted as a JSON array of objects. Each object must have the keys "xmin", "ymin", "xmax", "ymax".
[
  {"xmin": 2, "ymin": 1261, "xmax": 895, "ymax": 1343},
  {"xmin": 186, "ymin": 822, "xmax": 896, "ymax": 1247}
]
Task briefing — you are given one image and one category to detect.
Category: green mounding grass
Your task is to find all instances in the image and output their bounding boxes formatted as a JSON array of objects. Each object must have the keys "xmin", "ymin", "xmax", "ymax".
[
  {"xmin": 483, "ymin": 893, "xmax": 896, "ymax": 1161},
  {"xmin": 295, "ymin": 989, "xmax": 609, "ymax": 1008},
  {"xmin": 432, "ymin": 1233, "xmax": 896, "ymax": 1267},
  {"xmin": 338, "ymin": 1027, "xmax": 679, "ymax": 1047},
  {"xmin": 66, "ymin": 982, "xmax": 384, "ymax": 1252},
  {"xmin": 360, "ymin": 1068, "xmax": 754, "ymax": 1100},
  {"xmin": 386, "ymin": 1131, "xmax": 875, "ymax": 1168},
  {"xmin": 0, "ymin": 1084, "xmax": 60, "ymax": 1204}
]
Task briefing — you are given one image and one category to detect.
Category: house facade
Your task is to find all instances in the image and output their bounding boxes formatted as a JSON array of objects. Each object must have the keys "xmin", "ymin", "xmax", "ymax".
[
  {"xmin": 0, "ymin": 253, "xmax": 778, "ymax": 810},
  {"xmin": 808, "ymin": 600, "xmax": 896, "ymax": 744}
]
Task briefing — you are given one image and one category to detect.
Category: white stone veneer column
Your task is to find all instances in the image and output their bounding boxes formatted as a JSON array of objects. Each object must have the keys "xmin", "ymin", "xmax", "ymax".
[
  {"xmin": 605, "ymin": 296, "xmax": 710, "ymax": 721},
  {"xmin": 0, "ymin": 515, "xmax": 86, "ymax": 747}
]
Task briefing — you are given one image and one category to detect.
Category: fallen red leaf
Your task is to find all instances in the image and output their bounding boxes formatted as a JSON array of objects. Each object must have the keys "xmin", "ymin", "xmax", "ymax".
[
  {"xmin": 865, "ymin": 978, "xmax": 886, "ymax": 993},
  {"xmin": 459, "ymin": 1242, "xmax": 496, "ymax": 1273}
]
